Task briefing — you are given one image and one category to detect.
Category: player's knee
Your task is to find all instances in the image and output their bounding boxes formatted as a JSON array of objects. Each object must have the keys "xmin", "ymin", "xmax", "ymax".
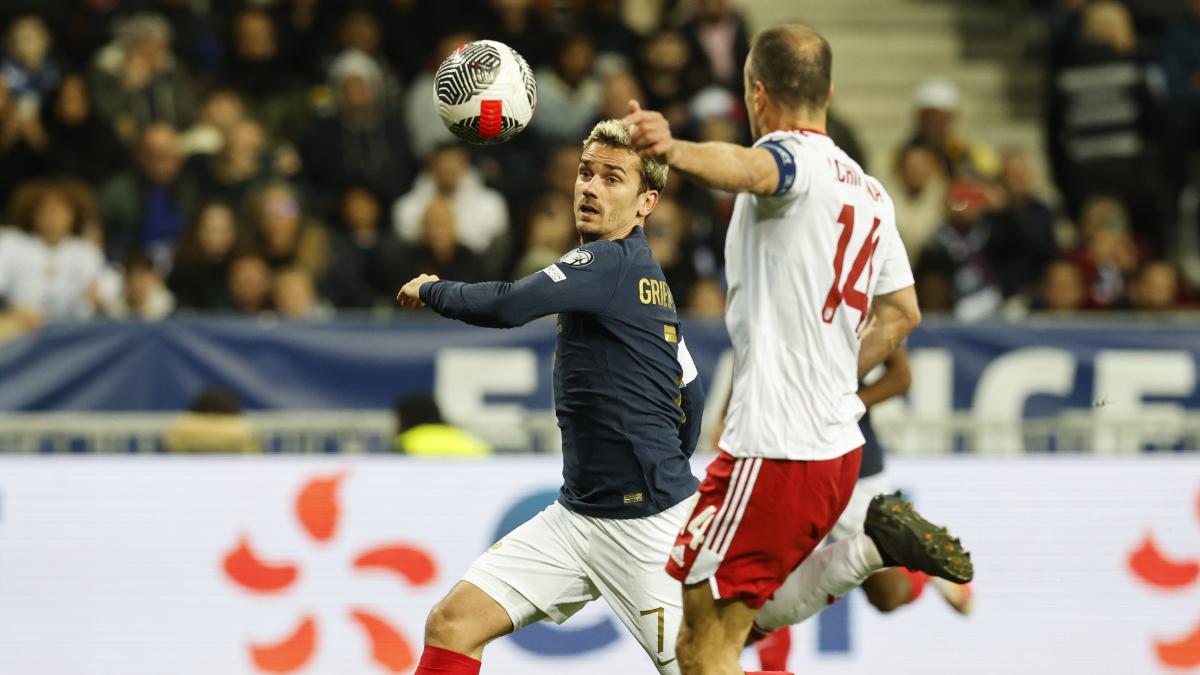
[
  {"xmin": 675, "ymin": 623, "xmax": 721, "ymax": 675},
  {"xmin": 424, "ymin": 597, "xmax": 481, "ymax": 651}
]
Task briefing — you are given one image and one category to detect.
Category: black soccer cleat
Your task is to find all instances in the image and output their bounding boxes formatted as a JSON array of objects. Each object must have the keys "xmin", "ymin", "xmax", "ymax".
[{"xmin": 864, "ymin": 491, "xmax": 974, "ymax": 584}]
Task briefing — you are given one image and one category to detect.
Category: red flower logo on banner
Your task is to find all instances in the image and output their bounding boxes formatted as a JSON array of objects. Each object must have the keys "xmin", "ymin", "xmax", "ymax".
[
  {"xmin": 1128, "ymin": 489, "xmax": 1200, "ymax": 669},
  {"xmin": 222, "ymin": 473, "xmax": 437, "ymax": 673}
]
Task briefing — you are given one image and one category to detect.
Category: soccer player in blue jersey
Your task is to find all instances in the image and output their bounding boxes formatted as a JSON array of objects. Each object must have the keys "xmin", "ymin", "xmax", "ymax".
[{"xmin": 398, "ymin": 119, "xmax": 704, "ymax": 675}]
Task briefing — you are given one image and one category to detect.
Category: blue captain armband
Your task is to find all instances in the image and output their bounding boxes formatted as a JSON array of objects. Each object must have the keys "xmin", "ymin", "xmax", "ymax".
[{"xmin": 759, "ymin": 140, "xmax": 797, "ymax": 195}]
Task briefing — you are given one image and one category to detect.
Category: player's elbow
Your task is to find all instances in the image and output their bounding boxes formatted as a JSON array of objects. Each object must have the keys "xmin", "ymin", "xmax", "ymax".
[{"xmin": 902, "ymin": 306, "xmax": 922, "ymax": 335}]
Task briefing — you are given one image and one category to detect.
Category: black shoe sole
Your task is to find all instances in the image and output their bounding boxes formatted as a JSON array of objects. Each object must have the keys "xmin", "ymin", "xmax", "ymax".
[{"xmin": 865, "ymin": 491, "xmax": 974, "ymax": 584}]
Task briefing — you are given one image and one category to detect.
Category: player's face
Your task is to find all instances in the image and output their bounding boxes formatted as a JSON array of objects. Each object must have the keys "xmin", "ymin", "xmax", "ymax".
[{"xmin": 575, "ymin": 143, "xmax": 657, "ymax": 241}]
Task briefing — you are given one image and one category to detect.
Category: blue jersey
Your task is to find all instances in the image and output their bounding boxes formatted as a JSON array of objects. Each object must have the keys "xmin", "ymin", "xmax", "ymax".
[{"xmin": 421, "ymin": 227, "xmax": 703, "ymax": 519}]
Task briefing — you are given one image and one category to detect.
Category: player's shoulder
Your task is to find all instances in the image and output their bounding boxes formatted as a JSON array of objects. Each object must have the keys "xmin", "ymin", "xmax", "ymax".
[{"xmin": 559, "ymin": 239, "xmax": 621, "ymax": 270}]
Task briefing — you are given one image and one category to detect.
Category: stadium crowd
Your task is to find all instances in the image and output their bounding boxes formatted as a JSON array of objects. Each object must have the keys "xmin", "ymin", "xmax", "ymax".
[{"xmin": 0, "ymin": 0, "xmax": 1196, "ymax": 342}]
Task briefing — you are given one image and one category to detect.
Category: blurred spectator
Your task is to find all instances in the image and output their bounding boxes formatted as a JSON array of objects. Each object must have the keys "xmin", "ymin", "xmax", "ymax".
[
  {"xmin": 272, "ymin": 266, "xmax": 328, "ymax": 318},
  {"xmin": 406, "ymin": 197, "xmax": 485, "ymax": 282},
  {"xmin": 330, "ymin": 9, "xmax": 403, "ymax": 109},
  {"xmin": 224, "ymin": 8, "xmax": 308, "ymax": 142},
  {"xmin": 2, "ymin": 182, "xmax": 110, "ymax": 323},
  {"xmin": 164, "ymin": 387, "xmax": 259, "ymax": 453},
  {"xmin": 404, "ymin": 31, "xmax": 474, "ymax": 160},
  {"xmin": 393, "ymin": 392, "xmax": 492, "ymax": 456},
  {"xmin": 1047, "ymin": 0, "xmax": 1167, "ymax": 249},
  {"xmin": 683, "ymin": 0, "xmax": 751, "ymax": 93},
  {"xmin": 1, "ymin": 15, "xmax": 60, "ymax": 111},
  {"xmin": 686, "ymin": 278, "xmax": 726, "ymax": 321},
  {"xmin": 915, "ymin": 181, "xmax": 1004, "ymax": 321},
  {"xmin": 225, "ymin": 252, "xmax": 272, "ymax": 314},
  {"xmin": 582, "ymin": 0, "xmax": 640, "ymax": 65},
  {"xmin": 378, "ymin": 0, "xmax": 469, "ymax": 84},
  {"xmin": 1125, "ymin": 260, "xmax": 1181, "ymax": 311},
  {"xmin": 1162, "ymin": 0, "xmax": 1200, "ymax": 198},
  {"xmin": 984, "ymin": 148, "xmax": 1059, "ymax": 298},
  {"xmin": 300, "ymin": 49, "xmax": 414, "ymax": 210},
  {"xmin": 544, "ymin": 144, "xmax": 583, "ymax": 201},
  {"xmin": 168, "ymin": 201, "xmax": 242, "ymax": 310},
  {"xmin": 194, "ymin": 118, "xmax": 270, "ymax": 208},
  {"xmin": 533, "ymin": 34, "xmax": 603, "ymax": 143},
  {"xmin": 637, "ymin": 30, "xmax": 708, "ymax": 131},
  {"xmin": 153, "ymin": 0, "xmax": 223, "ymax": 77},
  {"xmin": 43, "ymin": 73, "xmax": 125, "ymax": 185},
  {"xmin": 0, "ymin": 225, "xmax": 43, "ymax": 341},
  {"xmin": 244, "ymin": 181, "xmax": 329, "ymax": 279},
  {"xmin": 599, "ymin": 70, "xmax": 646, "ymax": 121},
  {"xmin": 645, "ymin": 197, "xmax": 700, "ymax": 303},
  {"xmin": 99, "ymin": 122, "xmax": 200, "ymax": 264},
  {"xmin": 1034, "ymin": 258, "xmax": 1088, "ymax": 312},
  {"xmin": 89, "ymin": 14, "xmax": 197, "ymax": 146},
  {"xmin": 179, "ymin": 88, "xmax": 244, "ymax": 156},
  {"xmin": 0, "ymin": 79, "xmax": 49, "ymax": 204},
  {"xmin": 394, "ymin": 143, "xmax": 508, "ymax": 257},
  {"xmin": 827, "ymin": 109, "xmax": 868, "ymax": 170},
  {"xmin": 513, "ymin": 193, "xmax": 577, "ymax": 278},
  {"xmin": 1066, "ymin": 194, "xmax": 1145, "ymax": 309},
  {"xmin": 902, "ymin": 77, "xmax": 999, "ymax": 180},
  {"xmin": 475, "ymin": 0, "xmax": 554, "ymax": 68},
  {"xmin": 326, "ymin": 186, "xmax": 410, "ymax": 308},
  {"xmin": 884, "ymin": 144, "xmax": 947, "ymax": 264},
  {"xmin": 103, "ymin": 250, "xmax": 176, "ymax": 320}
]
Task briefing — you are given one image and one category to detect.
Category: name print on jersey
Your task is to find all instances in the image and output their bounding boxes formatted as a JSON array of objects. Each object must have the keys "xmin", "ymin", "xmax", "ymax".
[
  {"xmin": 828, "ymin": 157, "xmax": 882, "ymax": 202},
  {"xmin": 638, "ymin": 278, "xmax": 675, "ymax": 309}
]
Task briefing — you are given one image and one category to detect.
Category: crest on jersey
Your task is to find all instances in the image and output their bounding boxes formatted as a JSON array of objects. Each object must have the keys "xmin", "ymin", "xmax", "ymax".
[{"xmin": 558, "ymin": 248, "xmax": 594, "ymax": 268}]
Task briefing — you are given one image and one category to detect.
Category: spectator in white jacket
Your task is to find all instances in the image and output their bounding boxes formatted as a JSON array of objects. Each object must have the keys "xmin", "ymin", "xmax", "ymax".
[{"xmin": 392, "ymin": 143, "xmax": 508, "ymax": 256}]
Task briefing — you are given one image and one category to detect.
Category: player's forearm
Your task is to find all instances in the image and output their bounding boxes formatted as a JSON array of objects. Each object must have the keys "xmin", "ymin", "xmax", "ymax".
[
  {"xmin": 666, "ymin": 140, "xmax": 777, "ymax": 195},
  {"xmin": 421, "ymin": 280, "xmax": 536, "ymax": 328},
  {"xmin": 857, "ymin": 318, "xmax": 913, "ymax": 381},
  {"xmin": 857, "ymin": 350, "xmax": 912, "ymax": 408}
]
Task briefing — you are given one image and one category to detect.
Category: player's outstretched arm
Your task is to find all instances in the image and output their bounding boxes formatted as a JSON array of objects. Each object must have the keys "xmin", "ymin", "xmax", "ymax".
[
  {"xmin": 396, "ymin": 245, "xmax": 618, "ymax": 328},
  {"xmin": 858, "ymin": 346, "xmax": 912, "ymax": 409},
  {"xmin": 622, "ymin": 101, "xmax": 781, "ymax": 196},
  {"xmin": 858, "ymin": 286, "xmax": 921, "ymax": 380}
]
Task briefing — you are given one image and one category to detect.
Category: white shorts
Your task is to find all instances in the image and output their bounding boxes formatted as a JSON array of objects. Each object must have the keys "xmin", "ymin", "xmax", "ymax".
[
  {"xmin": 464, "ymin": 496, "xmax": 695, "ymax": 674},
  {"xmin": 829, "ymin": 471, "xmax": 890, "ymax": 541}
]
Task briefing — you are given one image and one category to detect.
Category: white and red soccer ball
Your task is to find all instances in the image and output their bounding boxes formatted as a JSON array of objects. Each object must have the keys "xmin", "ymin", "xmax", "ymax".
[{"xmin": 434, "ymin": 39, "xmax": 536, "ymax": 144}]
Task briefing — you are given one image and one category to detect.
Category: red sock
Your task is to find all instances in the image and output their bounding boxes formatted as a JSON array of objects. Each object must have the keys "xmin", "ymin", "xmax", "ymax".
[
  {"xmin": 754, "ymin": 627, "xmax": 792, "ymax": 671},
  {"xmin": 413, "ymin": 645, "xmax": 481, "ymax": 675},
  {"xmin": 746, "ymin": 671, "xmax": 794, "ymax": 675},
  {"xmin": 901, "ymin": 569, "xmax": 929, "ymax": 604}
]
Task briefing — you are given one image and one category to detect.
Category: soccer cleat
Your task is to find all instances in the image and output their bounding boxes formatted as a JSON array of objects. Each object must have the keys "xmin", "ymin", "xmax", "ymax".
[
  {"xmin": 864, "ymin": 491, "xmax": 974, "ymax": 584},
  {"xmin": 932, "ymin": 577, "xmax": 974, "ymax": 615}
]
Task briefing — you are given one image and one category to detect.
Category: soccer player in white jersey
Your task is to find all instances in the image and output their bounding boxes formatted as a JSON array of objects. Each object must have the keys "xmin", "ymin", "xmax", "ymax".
[{"xmin": 625, "ymin": 24, "xmax": 973, "ymax": 674}]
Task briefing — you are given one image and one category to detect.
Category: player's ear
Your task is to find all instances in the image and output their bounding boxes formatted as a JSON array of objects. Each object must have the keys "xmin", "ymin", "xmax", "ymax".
[
  {"xmin": 637, "ymin": 189, "xmax": 660, "ymax": 220},
  {"xmin": 827, "ymin": 82, "xmax": 835, "ymax": 107},
  {"xmin": 754, "ymin": 80, "xmax": 768, "ymax": 115}
]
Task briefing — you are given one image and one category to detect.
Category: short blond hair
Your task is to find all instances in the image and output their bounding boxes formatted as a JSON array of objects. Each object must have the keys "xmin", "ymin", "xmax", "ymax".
[{"xmin": 581, "ymin": 119, "xmax": 668, "ymax": 193}]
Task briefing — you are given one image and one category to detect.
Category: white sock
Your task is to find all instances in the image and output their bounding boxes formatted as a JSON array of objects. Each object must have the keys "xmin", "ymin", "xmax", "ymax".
[{"xmin": 754, "ymin": 532, "xmax": 884, "ymax": 632}]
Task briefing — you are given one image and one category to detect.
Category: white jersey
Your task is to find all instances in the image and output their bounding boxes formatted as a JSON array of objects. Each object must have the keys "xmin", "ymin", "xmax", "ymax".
[{"xmin": 718, "ymin": 129, "xmax": 914, "ymax": 461}]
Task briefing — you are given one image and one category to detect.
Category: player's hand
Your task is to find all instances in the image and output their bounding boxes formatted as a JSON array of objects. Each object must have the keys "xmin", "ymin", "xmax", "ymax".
[
  {"xmin": 622, "ymin": 100, "xmax": 674, "ymax": 162},
  {"xmin": 396, "ymin": 274, "xmax": 440, "ymax": 308}
]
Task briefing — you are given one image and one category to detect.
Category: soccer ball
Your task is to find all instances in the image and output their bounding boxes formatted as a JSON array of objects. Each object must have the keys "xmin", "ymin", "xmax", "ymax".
[{"xmin": 434, "ymin": 40, "xmax": 536, "ymax": 145}]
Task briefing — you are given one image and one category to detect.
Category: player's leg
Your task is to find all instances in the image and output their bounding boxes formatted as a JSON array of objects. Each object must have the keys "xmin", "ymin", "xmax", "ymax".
[
  {"xmin": 415, "ymin": 501, "xmax": 599, "ymax": 673},
  {"xmin": 417, "ymin": 580, "xmax": 516, "ymax": 672},
  {"xmin": 669, "ymin": 451, "xmax": 864, "ymax": 675},
  {"xmin": 676, "ymin": 582, "xmax": 759, "ymax": 675},
  {"xmin": 751, "ymin": 490, "xmax": 973, "ymax": 634},
  {"xmin": 583, "ymin": 495, "xmax": 697, "ymax": 674}
]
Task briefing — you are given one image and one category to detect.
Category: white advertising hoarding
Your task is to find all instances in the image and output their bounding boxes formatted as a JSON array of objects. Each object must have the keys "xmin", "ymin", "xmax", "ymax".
[{"xmin": 0, "ymin": 456, "xmax": 1196, "ymax": 674}]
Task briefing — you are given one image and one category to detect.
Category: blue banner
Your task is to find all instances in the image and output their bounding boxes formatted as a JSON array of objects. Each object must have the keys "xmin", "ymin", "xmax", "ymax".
[{"xmin": 2, "ymin": 317, "xmax": 1198, "ymax": 423}]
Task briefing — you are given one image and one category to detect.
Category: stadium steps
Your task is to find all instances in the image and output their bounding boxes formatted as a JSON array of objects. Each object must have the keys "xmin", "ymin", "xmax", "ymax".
[{"xmin": 744, "ymin": 0, "xmax": 1047, "ymax": 184}]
